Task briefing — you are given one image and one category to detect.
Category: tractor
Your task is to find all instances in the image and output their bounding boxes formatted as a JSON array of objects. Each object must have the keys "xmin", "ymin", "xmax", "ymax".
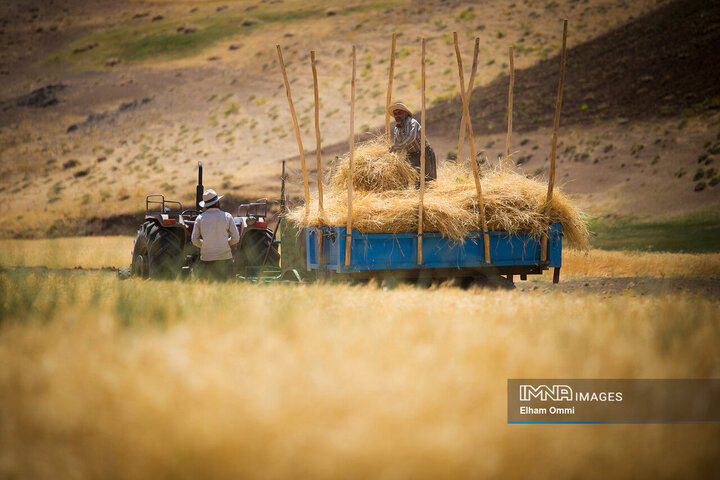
[
  {"xmin": 119, "ymin": 162, "xmax": 279, "ymax": 280},
  {"xmin": 119, "ymin": 161, "xmax": 561, "ymax": 288}
]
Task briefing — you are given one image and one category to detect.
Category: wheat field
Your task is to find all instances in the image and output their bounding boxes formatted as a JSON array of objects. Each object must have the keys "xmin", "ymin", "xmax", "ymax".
[
  {"xmin": 1, "ymin": 238, "xmax": 719, "ymax": 478},
  {"xmin": 0, "ymin": 236, "xmax": 135, "ymax": 270}
]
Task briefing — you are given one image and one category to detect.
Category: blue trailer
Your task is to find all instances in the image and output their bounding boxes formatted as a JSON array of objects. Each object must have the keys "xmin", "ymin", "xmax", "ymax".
[{"xmin": 301, "ymin": 223, "xmax": 562, "ymax": 286}]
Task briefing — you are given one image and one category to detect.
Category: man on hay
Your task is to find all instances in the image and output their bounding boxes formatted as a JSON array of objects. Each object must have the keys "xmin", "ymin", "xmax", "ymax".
[{"xmin": 388, "ymin": 102, "xmax": 437, "ymax": 184}]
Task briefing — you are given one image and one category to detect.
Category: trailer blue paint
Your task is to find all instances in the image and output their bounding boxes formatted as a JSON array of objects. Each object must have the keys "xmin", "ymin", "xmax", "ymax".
[{"xmin": 306, "ymin": 224, "xmax": 561, "ymax": 274}]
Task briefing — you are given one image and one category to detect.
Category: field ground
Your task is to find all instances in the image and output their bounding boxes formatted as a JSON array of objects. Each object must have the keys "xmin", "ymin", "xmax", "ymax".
[
  {"xmin": 1, "ymin": 262, "xmax": 719, "ymax": 478},
  {"xmin": 2, "ymin": 236, "xmax": 720, "ymax": 298}
]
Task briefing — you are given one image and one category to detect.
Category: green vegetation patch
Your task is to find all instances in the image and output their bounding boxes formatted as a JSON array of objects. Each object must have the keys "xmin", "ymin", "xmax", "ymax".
[
  {"xmin": 339, "ymin": 1, "xmax": 395, "ymax": 15},
  {"xmin": 589, "ymin": 210, "xmax": 720, "ymax": 253},
  {"xmin": 44, "ymin": 1, "xmax": 396, "ymax": 67},
  {"xmin": 120, "ymin": 22, "xmax": 242, "ymax": 61},
  {"xmin": 51, "ymin": 13, "xmax": 266, "ymax": 65}
]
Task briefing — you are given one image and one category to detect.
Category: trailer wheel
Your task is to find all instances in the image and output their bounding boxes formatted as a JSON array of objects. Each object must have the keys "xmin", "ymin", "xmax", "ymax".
[
  {"xmin": 477, "ymin": 274, "xmax": 516, "ymax": 290},
  {"xmin": 457, "ymin": 276, "xmax": 476, "ymax": 290}
]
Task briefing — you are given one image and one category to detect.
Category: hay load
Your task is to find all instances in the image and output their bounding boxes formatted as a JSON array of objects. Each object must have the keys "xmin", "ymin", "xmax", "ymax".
[
  {"xmin": 329, "ymin": 141, "xmax": 418, "ymax": 192},
  {"xmin": 288, "ymin": 140, "xmax": 589, "ymax": 250}
]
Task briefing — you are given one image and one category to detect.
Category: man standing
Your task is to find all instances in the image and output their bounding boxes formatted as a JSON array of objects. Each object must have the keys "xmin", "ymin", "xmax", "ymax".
[
  {"xmin": 388, "ymin": 102, "xmax": 437, "ymax": 182},
  {"xmin": 191, "ymin": 189, "xmax": 240, "ymax": 281}
]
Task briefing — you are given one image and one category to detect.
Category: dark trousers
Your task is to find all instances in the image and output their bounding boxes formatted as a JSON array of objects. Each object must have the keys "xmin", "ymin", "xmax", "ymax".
[
  {"xmin": 196, "ymin": 259, "xmax": 232, "ymax": 281},
  {"xmin": 408, "ymin": 145, "xmax": 437, "ymax": 185}
]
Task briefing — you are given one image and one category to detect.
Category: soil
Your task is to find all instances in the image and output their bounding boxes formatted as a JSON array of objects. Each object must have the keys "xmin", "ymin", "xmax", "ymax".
[
  {"xmin": 428, "ymin": 0, "xmax": 720, "ymax": 136},
  {"xmin": 517, "ymin": 276, "xmax": 720, "ymax": 298}
]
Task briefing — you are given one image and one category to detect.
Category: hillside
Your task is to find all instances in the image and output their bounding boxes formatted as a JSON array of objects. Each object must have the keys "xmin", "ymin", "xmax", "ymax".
[
  {"xmin": 432, "ymin": 0, "xmax": 720, "ymax": 134},
  {"xmin": 0, "ymin": 0, "xmax": 718, "ymax": 239}
]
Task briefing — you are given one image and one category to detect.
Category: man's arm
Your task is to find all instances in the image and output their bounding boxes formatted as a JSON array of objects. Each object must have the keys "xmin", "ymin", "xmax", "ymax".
[
  {"xmin": 227, "ymin": 213, "xmax": 240, "ymax": 246},
  {"xmin": 191, "ymin": 215, "xmax": 203, "ymax": 248}
]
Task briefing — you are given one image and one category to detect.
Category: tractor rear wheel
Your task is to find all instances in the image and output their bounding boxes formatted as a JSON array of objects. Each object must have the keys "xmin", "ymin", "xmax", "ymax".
[
  {"xmin": 236, "ymin": 228, "xmax": 279, "ymax": 275},
  {"xmin": 131, "ymin": 221, "xmax": 184, "ymax": 279}
]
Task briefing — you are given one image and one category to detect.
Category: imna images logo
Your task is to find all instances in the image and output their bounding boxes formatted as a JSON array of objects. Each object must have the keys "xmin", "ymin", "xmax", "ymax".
[{"xmin": 519, "ymin": 384, "xmax": 573, "ymax": 402}]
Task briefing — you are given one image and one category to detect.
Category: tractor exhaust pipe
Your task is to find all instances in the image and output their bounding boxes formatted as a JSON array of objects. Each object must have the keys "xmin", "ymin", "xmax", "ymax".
[{"xmin": 196, "ymin": 161, "xmax": 204, "ymax": 210}]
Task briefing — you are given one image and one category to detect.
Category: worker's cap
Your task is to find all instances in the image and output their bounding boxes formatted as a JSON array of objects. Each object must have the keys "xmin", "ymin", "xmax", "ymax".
[
  {"xmin": 387, "ymin": 102, "xmax": 412, "ymax": 117},
  {"xmin": 199, "ymin": 189, "xmax": 224, "ymax": 208}
]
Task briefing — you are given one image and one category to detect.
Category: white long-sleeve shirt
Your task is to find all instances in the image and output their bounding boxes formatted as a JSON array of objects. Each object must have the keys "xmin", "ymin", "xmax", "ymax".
[{"xmin": 191, "ymin": 208, "xmax": 240, "ymax": 261}]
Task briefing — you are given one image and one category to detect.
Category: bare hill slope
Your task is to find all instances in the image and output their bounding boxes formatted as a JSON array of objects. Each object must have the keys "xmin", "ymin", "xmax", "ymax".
[{"xmin": 428, "ymin": 0, "xmax": 720, "ymax": 136}]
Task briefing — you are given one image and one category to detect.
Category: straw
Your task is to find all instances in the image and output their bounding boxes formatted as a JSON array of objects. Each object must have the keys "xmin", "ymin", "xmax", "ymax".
[{"xmin": 289, "ymin": 141, "xmax": 589, "ymax": 250}]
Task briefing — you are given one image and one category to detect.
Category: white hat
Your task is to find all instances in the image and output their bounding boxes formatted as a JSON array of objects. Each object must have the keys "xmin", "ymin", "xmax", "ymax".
[
  {"xmin": 387, "ymin": 102, "xmax": 412, "ymax": 116},
  {"xmin": 199, "ymin": 189, "xmax": 224, "ymax": 208}
]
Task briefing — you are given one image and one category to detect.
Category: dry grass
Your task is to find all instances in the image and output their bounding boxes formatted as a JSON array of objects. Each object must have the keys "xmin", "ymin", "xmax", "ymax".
[
  {"xmin": 290, "ymin": 141, "xmax": 589, "ymax": 249},
  {"xmin": 556, "ymin": 249, "xmax": 720, "ymax": 279},
  {"xmin": 330, "ymin": 141, "xmax": 419, "ymax": 192},
  {"xmin": 0, "ymin": 271, "xmax": 719, "ymax": 479}
]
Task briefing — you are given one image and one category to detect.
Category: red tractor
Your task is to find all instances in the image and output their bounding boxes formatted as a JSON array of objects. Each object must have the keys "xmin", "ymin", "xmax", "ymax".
[{"xmin": 120, "ymin": 162, "xmax": 279, "ymax": 279}]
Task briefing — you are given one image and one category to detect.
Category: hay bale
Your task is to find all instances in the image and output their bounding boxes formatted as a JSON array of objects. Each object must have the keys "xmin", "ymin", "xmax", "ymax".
[
  {"xmin": 289, "ymin": 142, "xmax": 589, "ymax": 250},
  {"xmin": 329, "ymin": 139, "xmax": 418, "ymax": 192}
]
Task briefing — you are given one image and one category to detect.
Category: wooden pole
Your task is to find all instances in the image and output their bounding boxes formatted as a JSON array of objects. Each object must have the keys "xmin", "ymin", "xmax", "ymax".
[
  {"xmin": 344, "ymin": 46, "xmax": 356, "ymax": 266},
  {"xmin": 385, "ymin": 33, "xmax": 397, "ymax": 146},
  {"xmin": 457, "ymin": 38, "xmax": 479, "ymax": 163},
  {"xmin": 311, "ymin": 51, "xmax": 323, "ymax": 215},
  {"xmin": 311, "ymin": 51, "xmax": 324, "ymax": 266},
  {"xmin": 417, "ymin": 38, "xmax": 426, "ymax": 265},
  {"xmin": 505, "ymin": 46, "xmax": 515, "ymax": 173},
  {"xmin": 454, "ymin": 32, "xmax": 491, "ymax": 264},
  {"xmin": 542, "ymin": 19, "xmax": 568, "ymax": 261},
  {"xmin": 276, "ymin": 45, "xmax": 310, "ymax": 215},
  {"xmin": 546, "ymin": 19, "xmax": 568, "ymax": 206}
]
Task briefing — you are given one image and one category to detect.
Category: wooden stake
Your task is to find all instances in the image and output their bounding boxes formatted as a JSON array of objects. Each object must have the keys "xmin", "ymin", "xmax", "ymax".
[
  {"xmin": 505, "ymin": 46, "xmax": 515, "ymax": 173},
  {"xmin": 542, "ymin": 19, "xmax": 568, "ymax": 261},
  {"xmin": 344, "ymin": 46, "xmax": 356, "ymax": 266},
  {"xmin": 385, "ymin": 33, "xmax": 397, "ymax": 146},
  {"xmin": 457, "ymin": 38, "xmax": 479, "ymax": 163},
  {"xmin": 276, "ymin": 45, "xmax": 310, "ymax": 214},
  {"xmin": 417, "ymin": 38, "xmax": 426, "ymax": 265},
  {"xmin": 311, "ymin": 51, "xmax": 324, "ymax": 267},
  {"xmin": 454, "ymin": 33, "xmax": 491, "ymax": 264},
  {"xmin": 546, "ymin": 19, "xmax": 568, "ymax": 207},
  {"xmin": 311, "ymin": 51, "xmax": 323, "ymax": 215}
]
